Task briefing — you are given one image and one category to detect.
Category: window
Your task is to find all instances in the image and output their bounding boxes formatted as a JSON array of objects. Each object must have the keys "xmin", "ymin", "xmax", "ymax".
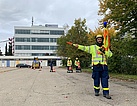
[
  {"xmin": 37, "ymin": 38, "xmax": 49, "ymax": 42},
  {"xmin": 50, "ymin": 53, "xmax": 56, "ymax": 56},
  {"xmin": 15, "ymin": 45, "xmax": 30, "ymax": 50},
  {"xmin": 32, "ymin": 53, "xmax": 45, "ymax": 56},
  {"xmin": 15, "ymin": 29, "xmax": 30, "ymax": 34},
  {"xmin": 31, "ymin": 30, "xmax": 50, "ymax": 35},
  {"xmin": 50, "ymin": 30, "xmax": 64, "ymax": 35},
  {"xmin": 31, "ymin": 38, "xmax": 49, "ymax": 42},
  {"xmin": 15, "ymin": 45, "xmax": 22, "ymax": 50},
  {"xmin": 32, "ymin": 46, "xmax": 49, "ymax": 50},
  {"xmin": 15, "ymin": 38, "xmax": 30, "ymax": 42},
  {"xmin": 24, "ymin": 45, "xmax": 30, "ymax": 50},
  {"xmin": 50, "ymin": 38, "xmax": 57, "ymax": 42},
  {"xmin": 31, "ymin": 38, "xmax": 37, "ymax": 42},
  {"xmin": 50, "ymin": 46, "xmax": 57, "ymax": 50}
]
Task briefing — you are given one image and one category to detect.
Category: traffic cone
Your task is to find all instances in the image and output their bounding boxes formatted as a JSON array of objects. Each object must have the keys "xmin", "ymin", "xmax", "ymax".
[
  {"xmin": 69, "ymin": 66, "xmax": 72, "ymax": 70},
  {"xmin": 52, "ymin": 67, "xmax": 56, "ymax": 72}
]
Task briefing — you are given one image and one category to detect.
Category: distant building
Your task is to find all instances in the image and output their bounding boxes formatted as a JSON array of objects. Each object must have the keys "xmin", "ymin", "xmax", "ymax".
[
  {"xmin": 0, "ymin": 24, "xmax": 65, "ymax": 67},
  {"xmin": 14, "ymin": 24, "xmax": 64, "ymax": 56}
]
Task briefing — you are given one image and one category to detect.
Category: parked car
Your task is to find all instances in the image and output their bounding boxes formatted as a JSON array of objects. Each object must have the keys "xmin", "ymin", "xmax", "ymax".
[{"xmin": 16, "ymin": 63, "xmax": 31, "ymax": 68}]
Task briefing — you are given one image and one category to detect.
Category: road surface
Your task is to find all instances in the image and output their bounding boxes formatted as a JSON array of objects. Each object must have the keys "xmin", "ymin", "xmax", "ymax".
[{"xmin": 0, "ymin": 67, "xmax": 137, "ymax": 106}]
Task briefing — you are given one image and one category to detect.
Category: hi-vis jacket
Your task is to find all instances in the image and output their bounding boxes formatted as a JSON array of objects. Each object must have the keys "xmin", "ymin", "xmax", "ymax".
[
  {"xmin": 75, "ymin": 60, "xmax": 80, "ymax": 66},
  {"xmin": 73, "ymin": 44, "xmax": 112, "ymax": 65},
  {"xmin": 67, "ymin": 60, "xmax": 72, "ymax": 66}
]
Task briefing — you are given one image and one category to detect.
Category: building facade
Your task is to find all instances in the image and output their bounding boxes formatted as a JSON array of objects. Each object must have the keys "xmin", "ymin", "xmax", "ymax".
[
  {"xmin": 14, "ymin": 24, "xmax": 64, "ymax": 56},
  {"xmin": 8, "ymin": 24, "xmax": 65, "ymax": 67}
]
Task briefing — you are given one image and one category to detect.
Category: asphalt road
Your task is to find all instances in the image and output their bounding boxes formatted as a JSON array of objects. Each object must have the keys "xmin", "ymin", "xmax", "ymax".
[{"xmin": 0, "ymin": 67, "xmax": 137, "ymax": 106}]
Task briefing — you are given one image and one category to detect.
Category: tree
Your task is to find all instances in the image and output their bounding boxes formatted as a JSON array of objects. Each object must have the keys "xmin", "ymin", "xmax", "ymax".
[
  {"xmin": 98, "ymin": 0, "xmax": 137, "ymax": 75},
  {"xmin": 57, "ymin": 18, "xmax": 91, "ymax": 68},
  {"xmin": 108, "ymin": 34, "xmax": 137, "ymax": 75},
  {"xmin": 98, "ymin": 0, "xmax": 137, "ymax": 37},
  {"xmin": 0, "ymin": 48, "xmax": 2, "ymax": 56},
  {"xmin": 8, "ymin": 42, "xmax": 13, "ymax": 56},
  {"xmin": 8, "ymin": 38, "xmax": 13, "ymax": 56},
  {"xmin": 5, "ymin": 43, "xmax": 8, "ymax": 56},
  {"xmin": 87, "ymin": 26, "xmax": 116, "ymax": 45},
  {"xmin": 8, "ymin": 45, "xmax": 12, "ymax": 56}
]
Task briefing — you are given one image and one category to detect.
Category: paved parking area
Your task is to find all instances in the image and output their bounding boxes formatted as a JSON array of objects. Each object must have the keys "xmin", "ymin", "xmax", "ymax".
[
  {"xmin": 0, "ymin": 67, "xmax": 137, "ymax": 106},
  {"xmin": 0, "ymin": 67, "xmax": 18, "ymax": 73}
]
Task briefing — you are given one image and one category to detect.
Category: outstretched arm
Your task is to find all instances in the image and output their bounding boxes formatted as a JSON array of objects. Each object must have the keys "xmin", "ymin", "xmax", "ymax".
[
  {"xmin": 66, "ymin": 42, "xmax": 78, "ymax": 48},
  {"xmin": 66, "ymin": 42, "xmax": 93, "ymax": 54}
]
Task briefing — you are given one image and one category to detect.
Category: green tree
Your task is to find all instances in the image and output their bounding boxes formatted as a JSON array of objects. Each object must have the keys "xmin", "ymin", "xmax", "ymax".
[
  {"xmin": 0, "ymin": 48, "xmax": 2, "ymax": 56},
  {"xmin": 5, "ymin": 43, "xmax": 8, "ymax": 56},
  {"xmin": 98, "ymin": 0, "xmax": 137, "ymax": 37},
  {"xmin": 8, "ymin": 43, "xmax": 13, "ymax": 56},
  {"xmin": 108, "ymin": 34, "xmax": 137, "ymax": 75},
  {"xmin": 57, "ymin": 18, "xmax": 91, "ymax": 68},
  {"xmin": 98, "ymin": 0, "xmax": 137, "ymax": 75}
]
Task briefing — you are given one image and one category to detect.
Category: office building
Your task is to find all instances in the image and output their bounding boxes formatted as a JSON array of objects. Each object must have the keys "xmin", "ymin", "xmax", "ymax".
[{"xmin": 14, "ymin": 24, "xmax": 64, "ymax": 56}]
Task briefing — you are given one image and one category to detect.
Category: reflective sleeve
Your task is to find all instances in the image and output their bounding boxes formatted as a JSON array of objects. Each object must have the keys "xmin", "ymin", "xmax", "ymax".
[
  {"xmin": 73, "ymin": 44, "xmax": 94, "ymax": 54},
  {"xmin": 105, "ymin": 49, "xmax": 113, "ymax": 58}
]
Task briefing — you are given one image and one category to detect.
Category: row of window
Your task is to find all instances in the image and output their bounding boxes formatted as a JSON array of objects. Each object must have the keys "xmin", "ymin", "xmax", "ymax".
[
  {"xmin": 14, "ymin": 53, "xmax": 56, "ymax": 56},
  {"xmin": 15, "ymin": 38, "xmax": 57, "ymax": 42},
  {"xmin": 15, "ymin": 45, "xmax": 58, "ymax": 50},
  {"xmin": 15, "ymin": 29, "xmax": 64, "ymax": 35},
  {"xmin": 32, "ymin": 53, "xmax": 56, "ymax": 56}
]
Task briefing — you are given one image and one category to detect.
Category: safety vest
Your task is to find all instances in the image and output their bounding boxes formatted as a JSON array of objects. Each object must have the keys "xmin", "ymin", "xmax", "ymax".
[
  {"xmin": 75, "ymin": 60, "xmax": 80, "ymax": 66},
  {"xmin": 92, "ymin": 45, "xmax": 107, "ymax": 65},
  {"xmin": 67, "ymin": 60, "xmax": 72, "ymax": 66},
  {"xmin": 76, "ymin": 44, "xmax": 112, "ymax": 65}
]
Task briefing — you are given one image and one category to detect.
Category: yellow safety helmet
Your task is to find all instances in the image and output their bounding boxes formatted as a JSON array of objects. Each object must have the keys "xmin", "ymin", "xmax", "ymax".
[
  {"xmin": 76, "ymin": 58, "xmax": 78, "ymax": 60},
  {"xmin": 96, "ymin": 35, "xmax": 103, "ymax": 39},
  {"xmin": 68, "ymin": 57, "xmax": 71, "ymax": 59}
]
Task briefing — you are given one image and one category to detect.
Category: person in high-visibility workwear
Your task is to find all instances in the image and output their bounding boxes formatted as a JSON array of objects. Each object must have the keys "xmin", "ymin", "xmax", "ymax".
[
  {"xmin": 50, "ymin": 59, "xmax": 53, "ymax": 72},
  {"xmin": 74, "ymin": 57, "xmax": 81, "ymax": 72},
  {"xmin": 67, "ymin": 35, "xmax": 112, "ymax": 99},
  {"xmin": 67, "ymin": 57, "xmax": 72, "ymax": 71}
]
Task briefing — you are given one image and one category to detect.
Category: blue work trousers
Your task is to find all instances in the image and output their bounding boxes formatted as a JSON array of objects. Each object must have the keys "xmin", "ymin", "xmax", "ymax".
[{"xmin": 92, "ymin": 65, "xmax": 109, "ymax": 95}]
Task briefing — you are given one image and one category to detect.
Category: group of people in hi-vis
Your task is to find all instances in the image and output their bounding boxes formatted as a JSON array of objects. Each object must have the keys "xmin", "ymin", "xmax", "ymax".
[{"xmin": 66, "ymin": 57, "xmax": 82, "ymax": 73}]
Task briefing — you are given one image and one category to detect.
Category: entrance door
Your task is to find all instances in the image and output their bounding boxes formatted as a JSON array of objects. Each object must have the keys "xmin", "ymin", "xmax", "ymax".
[{"xmin": 6, "ymin": 60, "xmax": 10, "ymax": 67}]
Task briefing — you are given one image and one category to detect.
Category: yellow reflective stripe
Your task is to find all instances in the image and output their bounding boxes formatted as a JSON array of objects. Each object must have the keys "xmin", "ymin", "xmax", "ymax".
[
  {"xmin": 94, "ymin": 86, "xmax": 100, "ymax": 89},
  {"xmin": 93, "ymin": 63, "xmax": 107, "ymax": 65},
  {"xmin": 93, "ymin": 57, "xmax": 106, "ymax": 60},
  {"xmin": 94, "ymin": 45, "xmax": 98, "ymax": 57},
  {"xmin": 103, "ymin": 88, "xmax": 109, "ymax": 90},
  {"xmin": 92, "ymin": 57, "xmax": 107, "ymax": 64},
  {"xmin": 93, "ymin": 60, "xmax": 106, "ymax": 62}
]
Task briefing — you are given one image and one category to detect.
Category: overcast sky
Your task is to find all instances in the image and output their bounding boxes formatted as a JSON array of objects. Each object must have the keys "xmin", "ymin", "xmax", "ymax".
[{"xmin": 0, "ymin": 0, "xmax": 102, "ymax": 53}]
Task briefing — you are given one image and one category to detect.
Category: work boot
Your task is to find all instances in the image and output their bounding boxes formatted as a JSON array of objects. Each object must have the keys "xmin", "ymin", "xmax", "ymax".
[
  {"xmin": 95, "ymin": 92, "xmax": 99, "ymax": 96},
  {"xmin": 103, "ymin": 94, "xmax": 111, "ymax": 99}
]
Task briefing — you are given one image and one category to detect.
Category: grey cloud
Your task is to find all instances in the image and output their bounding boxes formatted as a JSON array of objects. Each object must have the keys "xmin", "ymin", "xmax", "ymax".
[{"xmin": 0, "ymin": 0, "xmax": 101, "ymax": 52}]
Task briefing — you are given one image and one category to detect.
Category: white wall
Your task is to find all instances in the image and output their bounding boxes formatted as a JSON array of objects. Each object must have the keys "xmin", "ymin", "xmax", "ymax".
[{"xmin": 0, "ymin": 60, "xmax": 62, "ymax": 67}]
